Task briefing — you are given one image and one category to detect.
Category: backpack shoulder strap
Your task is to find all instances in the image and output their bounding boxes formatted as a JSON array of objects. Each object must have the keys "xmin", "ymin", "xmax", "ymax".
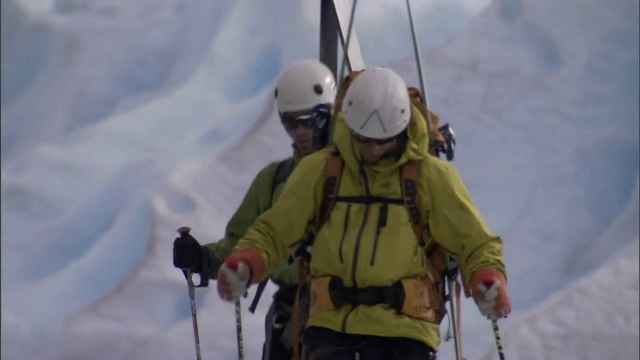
[
  {"xmin": 318, "ymin": 154, "xmax": 423, "ymax": 238},
  {"xmin": 317, "ymin": 148, "xmax": 344, "ymax": 229},
  {"xmin": 270, "ymin": 157, "xmax": 295, "ymax": 202},
  {"xmin": 402, "ymin": 159, "xmax": 451, "ymax": 256},
  {"xmin": 400, "ymin": 159, "xmax": 425, "ymax": 242}
]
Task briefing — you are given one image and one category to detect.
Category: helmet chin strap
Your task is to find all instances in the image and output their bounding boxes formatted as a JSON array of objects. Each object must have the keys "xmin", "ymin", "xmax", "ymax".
[{"xmin": 312, "ymin": 105, "xmax": 332, "ymax": 148}]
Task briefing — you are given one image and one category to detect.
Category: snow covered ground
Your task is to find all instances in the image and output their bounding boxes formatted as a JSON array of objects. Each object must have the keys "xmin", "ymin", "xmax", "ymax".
[{"xmin": 2, "ymin": 0, "xmax": 638, "ymax": 359}]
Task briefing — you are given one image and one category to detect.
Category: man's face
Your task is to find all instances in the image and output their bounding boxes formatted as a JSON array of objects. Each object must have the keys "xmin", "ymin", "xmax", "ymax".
[
  {"xmin": 281, "ymin": 110, "xmax": 318, "ymax": 155},
  {"xmin": 352, "ymin": 132, "xmax": 398, "ymax": 165}
]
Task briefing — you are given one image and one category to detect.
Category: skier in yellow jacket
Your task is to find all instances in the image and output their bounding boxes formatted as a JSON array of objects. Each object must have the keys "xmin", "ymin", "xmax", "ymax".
[{"xmin": 216, "ymin": 67, "xmax": 511, "ymax": 359}]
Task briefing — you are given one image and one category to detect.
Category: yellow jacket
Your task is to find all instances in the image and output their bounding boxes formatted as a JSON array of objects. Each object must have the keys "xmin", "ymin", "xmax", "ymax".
[{"xmin": 234, "ymin": 106, "xmax": 506, "ymax": 350}]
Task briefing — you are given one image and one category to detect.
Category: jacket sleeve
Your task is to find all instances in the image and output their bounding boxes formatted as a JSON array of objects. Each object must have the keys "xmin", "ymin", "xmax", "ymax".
[
  {"xmin": 422, "ymin": 159, "xmax": 507, "ymax": 287},
  {"xmin": 203, "ymin": 163, "xmax": 278, "ymax": 277},
  {"xmin": 233, "ymin": 152, "xmax": 326, "ymax": 281}
]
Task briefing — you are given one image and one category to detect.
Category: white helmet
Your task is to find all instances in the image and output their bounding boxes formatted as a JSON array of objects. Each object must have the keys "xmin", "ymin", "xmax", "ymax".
[
  {"xmin": 342, "ymin": 67, "xmax": 410, "ymax": 139},
  {"xmin": 275, "ymin": 59, "xmax": 337, "ymax": 113}
]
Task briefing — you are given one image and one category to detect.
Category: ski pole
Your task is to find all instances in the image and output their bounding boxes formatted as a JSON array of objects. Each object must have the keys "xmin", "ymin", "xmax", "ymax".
[
  {"xmin": 248, "ymin": 279, "xmax": 268, "ymax": 314},
  {"xmin": 492, "ymin": 320, "xmax": 506, "ymax": 360},
  {"xmin": 177, "ymin": 227, "xmax": 203, "ymax": 360},
  {"xmin": 235, "ymin": 299, "xmax": 245, "ymax": 360},
  {"xmin": 183, "ymin": 268, "xmax": 202, "ymax": 360},
  {"xmin": 445, "ymin": 257, "xmax": 464, "ymax": 360}
]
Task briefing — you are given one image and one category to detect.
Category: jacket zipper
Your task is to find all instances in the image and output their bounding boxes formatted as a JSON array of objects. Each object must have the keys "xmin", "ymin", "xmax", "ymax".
[
  {"xmin": 369, "ymin": 202, "xmax": 388, "ymax": 266},
  {"xmin": 341, "ymin": 164, "xmax": 372, "ymax": 332}
]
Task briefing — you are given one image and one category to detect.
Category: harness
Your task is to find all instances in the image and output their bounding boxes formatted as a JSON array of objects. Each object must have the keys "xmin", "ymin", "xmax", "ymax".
[{"xmin": 307, "ymin": 148, "xmax": 461, "ymax": 326}]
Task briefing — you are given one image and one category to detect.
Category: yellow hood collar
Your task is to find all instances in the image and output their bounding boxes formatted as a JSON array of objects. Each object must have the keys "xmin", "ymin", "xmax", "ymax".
[{"xmin": 332, "ymin": 104, "xmax": 429, "ymax": 171}]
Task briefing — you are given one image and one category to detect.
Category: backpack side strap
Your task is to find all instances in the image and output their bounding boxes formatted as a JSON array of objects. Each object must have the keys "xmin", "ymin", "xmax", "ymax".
[
  {"xmin": 317, "ymin": 149, "xmax": 344, "ymax": 229},
  {"xmin": 400, "ymin": 159, "xmax": 424, "ymax": 241}
]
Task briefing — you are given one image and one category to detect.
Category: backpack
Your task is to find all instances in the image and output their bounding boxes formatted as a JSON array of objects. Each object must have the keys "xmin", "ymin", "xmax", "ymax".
[{"xmin": 315, "ymin": 150, "xmax": 462, "ymax": 324}]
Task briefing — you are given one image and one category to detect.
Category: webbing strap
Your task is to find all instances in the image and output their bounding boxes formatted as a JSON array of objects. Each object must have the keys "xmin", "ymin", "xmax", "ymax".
[
  {"xmin": 328, "ymin": 279, "xmax": 404, "ymax": 310},
  {"xmin": 271, "ymin": 157, "xmax": 294, "ymax": 203},
  {"xmin": 291, "ymin": 286, "xmax": 302, "ymax": 360},
  {"xmin": 291, "ymin": 260, "xmax": 309, "ymax": 360},
  {"xmin": 318, "ymin": 152, "xmax": 456, "ymax": 273},
  {"xmin": 318, "ymin": 150, "xmax": 425, "ymax": 244},
  {"xmin": 400, "ymin": 159, "xmax": 424, "ymax": 241},
  {"xmin": 248, "ymin": 279, "xmax": 268, "ymax": 314},
  {"xmin": 334, "ymin": 196, "xmax": 404, "ymax": 205},
  {"xmin": 318, "ymin": 149, "xmax": 343, "ymax": 228}
]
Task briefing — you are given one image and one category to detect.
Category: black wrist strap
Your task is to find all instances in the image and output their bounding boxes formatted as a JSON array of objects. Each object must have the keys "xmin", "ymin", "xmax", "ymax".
[
  {"xmin": 194, "ymin": 246, "xmax": 210, "ymax": 287},
  {"xmin": 246, "ymin": 263, "xmax": 254, "ymax": 289}
]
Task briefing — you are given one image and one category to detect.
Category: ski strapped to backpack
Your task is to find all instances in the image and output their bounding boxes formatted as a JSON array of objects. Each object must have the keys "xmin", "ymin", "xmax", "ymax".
[
  {"xmin": 308, "ymin": 149, "xmax": 467, "ymax": 326},
  {"xmin": 248, "ymin": 157, "xmax": 296, "ymax": 314}
]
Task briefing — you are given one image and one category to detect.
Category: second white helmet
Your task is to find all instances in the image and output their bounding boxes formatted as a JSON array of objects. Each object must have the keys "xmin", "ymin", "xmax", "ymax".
[
  {"xmin": 342, "ymin": 67, "xmax": 411, "ymax": 139},
  {"xmin": 275, "ymin": 59, "xmax": 337, "ymax": 113}
]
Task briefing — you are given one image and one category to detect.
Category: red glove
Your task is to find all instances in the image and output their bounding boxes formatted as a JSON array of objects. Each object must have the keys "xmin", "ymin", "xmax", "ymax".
[{"xmin": 470, "ymin": 267, "xmax": 511, "ymax": 320}]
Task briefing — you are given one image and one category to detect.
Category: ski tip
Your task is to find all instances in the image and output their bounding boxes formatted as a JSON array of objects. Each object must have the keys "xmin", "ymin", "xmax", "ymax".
[{"xmin": 177, "ymin": 226, "xmax": 191, "ymax": 235}]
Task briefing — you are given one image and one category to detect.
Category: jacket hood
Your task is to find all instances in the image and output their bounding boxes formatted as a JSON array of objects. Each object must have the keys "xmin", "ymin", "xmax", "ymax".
[{"xmin": 332, "ymin": 104, "xmax": 429, "ymax": 172}]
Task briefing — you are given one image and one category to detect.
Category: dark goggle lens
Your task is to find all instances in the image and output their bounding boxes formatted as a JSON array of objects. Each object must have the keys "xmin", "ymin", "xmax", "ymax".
[
  {"xmin": 281, "ymin": 114, "xmax": 316, "ymax": 131},
  {"xmin": 352, "ymin": 133, "xmax": 397, "ymax": 146},
  {"xmin": 280, "ymin": 104, "xmax": 331, "ymax": 131}
]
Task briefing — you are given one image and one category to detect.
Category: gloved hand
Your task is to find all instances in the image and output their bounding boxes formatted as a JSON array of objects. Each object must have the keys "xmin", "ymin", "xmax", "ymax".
[
  {"xmin": 470, "ymin": 267, "xmax": 512, "ymax": 320},
  {"xmin": 173, "ymin": 228, "xmax": 204, "ymax": 272},
  {"xmin": 217, "ymin": 257, "xmax": 252, "ymax": 302}
]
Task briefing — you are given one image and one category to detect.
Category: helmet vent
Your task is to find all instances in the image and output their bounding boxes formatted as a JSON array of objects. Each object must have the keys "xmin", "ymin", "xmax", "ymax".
[
  {"xmin": 313, "ymin": 84, "xmax": 323, "ymax": 95},
  {"xmin": 274, "ymin": 88, "xmax": 279, "ymax": 99}
]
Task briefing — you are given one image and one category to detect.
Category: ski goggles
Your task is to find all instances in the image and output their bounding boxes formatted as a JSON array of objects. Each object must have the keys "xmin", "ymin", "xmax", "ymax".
[
  {"xmin": 280, "ymin": 113, "xmax": 317, "ymax": 131},
  {"xmin": 280, "ymin": 103, "xmax": 332, "ymax": 131},
  {"xmin": 351, "ymin": 132, "xmax": 397, "ymax": 146}
]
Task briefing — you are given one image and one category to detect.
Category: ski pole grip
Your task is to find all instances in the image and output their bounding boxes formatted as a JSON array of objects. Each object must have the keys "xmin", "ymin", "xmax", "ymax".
[
  {"xmin": 176, "ymin": 227, "xmax": 193, "ymax": 275},
  {"xmin": 178, "ymin": 226, "xmax": 192, "ymax": 236},
  {"xmin": 176, "ymin": 226, "xmax": 209, "ymax": 288}
]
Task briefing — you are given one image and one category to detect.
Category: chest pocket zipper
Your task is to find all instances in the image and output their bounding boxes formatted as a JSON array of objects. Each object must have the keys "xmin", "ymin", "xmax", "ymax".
[{"xmin": 370, "ymin": 202, "xmax": 388, "ymax": 266}]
